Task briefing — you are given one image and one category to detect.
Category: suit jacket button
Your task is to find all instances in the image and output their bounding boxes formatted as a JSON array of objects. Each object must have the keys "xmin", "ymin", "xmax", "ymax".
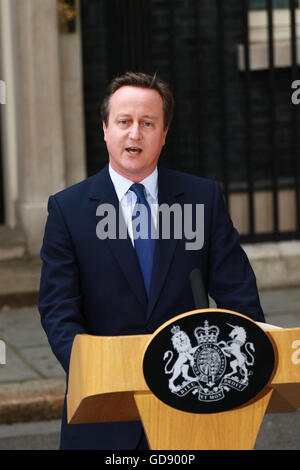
[{"xmin": 146, "ymin": 324, "xmax": 154, "ymax": 333}]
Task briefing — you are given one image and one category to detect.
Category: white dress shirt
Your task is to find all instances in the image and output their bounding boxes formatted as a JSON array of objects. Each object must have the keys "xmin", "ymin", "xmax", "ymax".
[{"xmin": 108, "ymin": 164, "xmax": 158, "ymax": 245}]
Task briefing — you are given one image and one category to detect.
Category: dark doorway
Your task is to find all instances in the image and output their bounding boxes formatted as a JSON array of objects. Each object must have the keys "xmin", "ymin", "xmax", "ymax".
[{"xmin": 80, "ymin": 0, "xmax": 300, "ymax": 243}]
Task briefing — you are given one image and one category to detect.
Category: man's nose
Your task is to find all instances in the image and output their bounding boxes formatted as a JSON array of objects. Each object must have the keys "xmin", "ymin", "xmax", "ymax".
[{"xmin": 129, "ymin": 122, "xmax": 141, "ymax": 140}]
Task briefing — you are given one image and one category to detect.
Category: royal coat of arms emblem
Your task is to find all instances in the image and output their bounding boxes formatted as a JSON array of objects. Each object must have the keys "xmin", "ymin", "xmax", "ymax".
[
  {"xmin": 163, "ymin": 320, "xmax": 255, "ymax": 402},
  {"xmin": 143, "ymin": 310, "xmax": 275, "ymax": 414}
]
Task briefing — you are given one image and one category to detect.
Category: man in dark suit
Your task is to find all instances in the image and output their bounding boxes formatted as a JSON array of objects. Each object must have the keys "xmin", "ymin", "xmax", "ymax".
[{"xmin": 38, "ymin": 72, "xmax": 265, "ymax": 450}]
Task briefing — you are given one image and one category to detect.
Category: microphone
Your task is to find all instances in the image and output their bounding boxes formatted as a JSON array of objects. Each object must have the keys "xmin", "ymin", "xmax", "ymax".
[{"xmin": 190, "ymin": 268, "xmax": 209, "ymax": 309}]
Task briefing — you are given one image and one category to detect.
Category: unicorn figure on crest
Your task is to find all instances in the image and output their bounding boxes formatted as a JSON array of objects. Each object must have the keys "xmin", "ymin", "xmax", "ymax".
[{"xmin": 221, "ymin": 324, "xmax": 255, "ymax": 384}]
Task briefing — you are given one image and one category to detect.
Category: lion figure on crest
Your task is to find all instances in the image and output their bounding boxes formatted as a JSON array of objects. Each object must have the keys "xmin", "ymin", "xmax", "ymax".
[{"xmin": 163, "ymin": 326, "xmax": 197, "ymax": 392}]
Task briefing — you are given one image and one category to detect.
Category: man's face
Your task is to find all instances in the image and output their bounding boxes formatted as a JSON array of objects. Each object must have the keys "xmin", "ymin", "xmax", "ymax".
[{"xmin": 103, "ymin": 86, "xmax": 168, "ymax": 182}]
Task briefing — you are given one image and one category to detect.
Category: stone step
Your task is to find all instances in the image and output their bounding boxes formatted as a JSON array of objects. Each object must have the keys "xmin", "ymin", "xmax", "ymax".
[
  {"xmin": 0, "ymin": 258, "xmax": 41, "ymax": 308},
  {"xmin": 0, "ymin": 226, "xmax": 27, "ymax": 262}
]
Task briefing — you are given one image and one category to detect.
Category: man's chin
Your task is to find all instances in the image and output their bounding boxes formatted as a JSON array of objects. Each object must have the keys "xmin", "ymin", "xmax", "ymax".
[{"xmin": 120, "ymin": 165, "xmax": 153, "ymax": 182}]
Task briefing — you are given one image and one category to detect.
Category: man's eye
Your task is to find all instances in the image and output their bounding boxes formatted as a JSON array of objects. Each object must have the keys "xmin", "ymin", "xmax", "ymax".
[
  {"xmin": 119, "ymin": 120, "xmax": 128, "ymax": 125},
  {"xmin": 143, "ymin": 122, "xmax": 152, "ymax": 127}
]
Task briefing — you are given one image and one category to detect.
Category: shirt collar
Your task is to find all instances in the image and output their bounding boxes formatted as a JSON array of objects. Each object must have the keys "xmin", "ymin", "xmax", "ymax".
[{"xmin": 109, "ymin": 164, "xmax": 158, "ymax": 202}]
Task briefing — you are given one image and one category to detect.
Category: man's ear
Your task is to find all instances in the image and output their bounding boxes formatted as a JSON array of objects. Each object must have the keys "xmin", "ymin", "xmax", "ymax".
[
  {"xmin": 102, "ymin": 121, "xmax": 107, "ymax": 141},
  {"xmin": 162, "ymin": 127, "xmax": 168, "ymax": 146}
]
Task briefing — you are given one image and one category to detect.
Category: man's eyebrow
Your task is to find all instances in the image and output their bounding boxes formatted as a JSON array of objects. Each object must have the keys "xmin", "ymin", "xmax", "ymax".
[
  {"xmin": 142, "ymin": 114, "xmax": 158, "ymax": 121},
  {"xmin": 115, "ymin": 113, "xmax": 131, "ymax": 119},
  {"xmin": 115, "ymin": 113, "xmax": 158, "ymax": 120}
]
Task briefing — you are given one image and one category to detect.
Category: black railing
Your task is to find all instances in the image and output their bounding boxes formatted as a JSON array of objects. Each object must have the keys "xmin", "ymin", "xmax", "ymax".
[
  {"xmin": 236, "ymin": 0, "xmax": 300, "ymax": 242},
  {"xmin": 267, "ymin": 0, "xmax": 279, "ymax": 239},
  {"xmin": 242, "ymin": 0, "xmax": 255, "ymax": 240},
  {"xmin": 81, "ymin": 0, "xmax": 300, "ymax": 243},
  {"xmin": 104, "ymin": 0, "xmax": 151, "ymax": 76},
  {"xmin": 290, "ymin": 0, "xmax": 300, "ymax": 238},
  {"xmin": 217, "ymin": 0, "xmax": 230, "ymax": 207}
]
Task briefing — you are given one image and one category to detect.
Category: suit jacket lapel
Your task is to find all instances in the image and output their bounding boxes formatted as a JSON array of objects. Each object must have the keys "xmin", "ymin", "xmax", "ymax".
[
  {"xmin": 146, "ymin": 166, "xmax": 184, "ymax": 319},
  {"xmin": 89, "ymin": 166, "xmax": 148, "ymax": 307}
]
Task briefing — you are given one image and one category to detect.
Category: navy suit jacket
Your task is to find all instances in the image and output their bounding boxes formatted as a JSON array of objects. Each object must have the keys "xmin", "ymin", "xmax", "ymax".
[{"xmin": 38, "ymin": 164, "xmax": 265, "ymax": 450}]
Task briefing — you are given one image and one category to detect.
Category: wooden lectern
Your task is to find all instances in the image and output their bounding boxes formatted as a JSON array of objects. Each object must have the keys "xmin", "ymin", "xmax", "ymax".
[{"xmin": 67, "ymin": 308, "xmax": 300, "ymax": 450}]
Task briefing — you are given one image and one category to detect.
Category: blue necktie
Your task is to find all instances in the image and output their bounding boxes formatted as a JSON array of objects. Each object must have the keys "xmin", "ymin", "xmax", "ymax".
[{"xmin": 130, "ymin": 183, "xmax": 155, "ymax": 297}]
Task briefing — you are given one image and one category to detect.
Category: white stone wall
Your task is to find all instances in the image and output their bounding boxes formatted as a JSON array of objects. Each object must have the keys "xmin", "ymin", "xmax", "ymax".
[{"xmin": 0, "ymin": 0, "xmax": 86, "ymax": 256}]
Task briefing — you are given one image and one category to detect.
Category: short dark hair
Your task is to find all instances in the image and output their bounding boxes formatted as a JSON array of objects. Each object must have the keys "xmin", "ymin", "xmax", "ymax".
[{"xmin": 101, "ymin": 72, "xmax": 174, "ymax": 130}]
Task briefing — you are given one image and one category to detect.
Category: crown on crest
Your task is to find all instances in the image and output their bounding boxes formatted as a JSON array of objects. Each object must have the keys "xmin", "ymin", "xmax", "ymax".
[
  {"xmin": 171, "ymin": 325, "xmax": 180, "ymax": 336},
  {"xmin": 194, "ymin": 321, "xmax": 219, "ymax": 344}
]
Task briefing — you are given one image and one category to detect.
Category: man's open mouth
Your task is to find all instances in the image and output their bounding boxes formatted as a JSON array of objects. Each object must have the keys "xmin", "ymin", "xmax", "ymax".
[{"xmin": 125, "ymin": 147, "xmax": 142, "ymax": 155}]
